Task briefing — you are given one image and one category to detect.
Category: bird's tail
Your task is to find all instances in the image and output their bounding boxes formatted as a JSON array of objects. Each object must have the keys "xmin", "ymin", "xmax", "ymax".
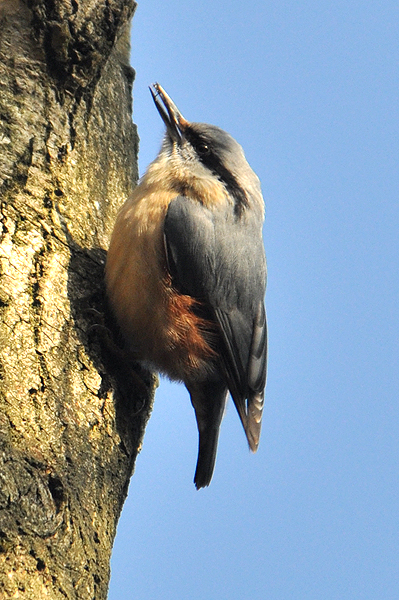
[{"xmin": 188, "ymin": 378, "xmax": 228, "ymax": 489}]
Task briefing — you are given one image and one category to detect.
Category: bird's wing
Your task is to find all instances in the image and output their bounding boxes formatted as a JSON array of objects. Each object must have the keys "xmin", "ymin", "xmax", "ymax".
[{"xmin": 164, "ymin": 195, "xmax": 267, "ymax": 450}]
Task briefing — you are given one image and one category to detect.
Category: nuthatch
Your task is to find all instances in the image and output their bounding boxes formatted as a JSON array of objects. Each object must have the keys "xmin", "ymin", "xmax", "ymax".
[{"xmin": 105, "ymin": 83, "xmax": 267, "ymax": 488}]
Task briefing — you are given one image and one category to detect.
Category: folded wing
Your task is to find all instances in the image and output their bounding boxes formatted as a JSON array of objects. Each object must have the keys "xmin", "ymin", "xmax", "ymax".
[{"xmin": 164, "ymin": 195, "xmax": 267, "ymax": 450}]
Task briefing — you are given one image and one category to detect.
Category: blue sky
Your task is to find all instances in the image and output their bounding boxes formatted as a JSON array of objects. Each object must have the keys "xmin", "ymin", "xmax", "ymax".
[{"xmin": 108, "ymin": 1, "xmax": 399, "ymax": 598}]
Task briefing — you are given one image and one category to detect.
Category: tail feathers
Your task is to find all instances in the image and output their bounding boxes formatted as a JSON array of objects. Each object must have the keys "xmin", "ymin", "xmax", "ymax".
[
  {"xmin": 194, "ymin": 426, "xmax": 221, "ymax": 489},
  {"xmin": 188, "ymin": 379, "xmax": 228, "ymax": 490}
]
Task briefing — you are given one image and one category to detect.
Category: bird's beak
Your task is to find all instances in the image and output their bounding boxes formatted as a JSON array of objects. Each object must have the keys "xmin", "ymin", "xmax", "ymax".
[{"xmin": 150, "ymin": 83, "xmax": 188, "ymax": 143}]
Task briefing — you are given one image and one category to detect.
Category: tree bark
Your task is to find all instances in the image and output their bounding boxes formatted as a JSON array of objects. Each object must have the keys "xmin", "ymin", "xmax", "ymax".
[{"xmin": 0, "ymin": 1, "xmax": 155, "ymax": 598}]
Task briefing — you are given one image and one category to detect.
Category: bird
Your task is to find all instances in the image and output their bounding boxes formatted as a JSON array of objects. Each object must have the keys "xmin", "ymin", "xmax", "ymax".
[{"xmin": 105, "ymin": 83, "xmax": 267, "ymax": 489}]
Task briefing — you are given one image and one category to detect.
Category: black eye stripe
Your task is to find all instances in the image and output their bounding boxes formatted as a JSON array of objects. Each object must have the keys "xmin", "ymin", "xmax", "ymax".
[{"xmin": 185, "ymin": 129, "xmax": 248, "ymax": 215}]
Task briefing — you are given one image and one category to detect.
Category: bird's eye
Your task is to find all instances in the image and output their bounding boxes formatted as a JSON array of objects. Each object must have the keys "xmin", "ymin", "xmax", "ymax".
[{"xmin": 197, "ymin": 142, "xmax": 210, "ymax": 156}]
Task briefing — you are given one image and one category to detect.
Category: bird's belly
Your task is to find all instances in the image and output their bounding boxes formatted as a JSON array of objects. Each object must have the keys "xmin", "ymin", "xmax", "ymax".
[
  {"xmin": 109, "ymin": 269, "xmax": 216, "ymax": 381},
  {"xmin": 105, "ymin": 193, "xmax": 216, "ymax": 382}
]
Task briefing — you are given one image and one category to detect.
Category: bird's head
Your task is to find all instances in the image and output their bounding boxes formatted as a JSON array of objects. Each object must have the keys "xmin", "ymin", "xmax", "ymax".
[{"xmin": 149, "ymin": 83, "xmax": 263, "ymax": 214}]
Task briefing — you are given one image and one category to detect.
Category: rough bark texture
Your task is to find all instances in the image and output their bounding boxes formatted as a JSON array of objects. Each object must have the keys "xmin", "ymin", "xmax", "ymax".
[{"xmin": 0, "ymin": 1, "xmax": 156, "ymax": 598}]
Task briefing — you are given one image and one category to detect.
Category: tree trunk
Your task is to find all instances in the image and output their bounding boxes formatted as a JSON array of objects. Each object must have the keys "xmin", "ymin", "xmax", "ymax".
[{"xmin": 0, "ymin": 1, "xmax": 155, "ymax": 598}]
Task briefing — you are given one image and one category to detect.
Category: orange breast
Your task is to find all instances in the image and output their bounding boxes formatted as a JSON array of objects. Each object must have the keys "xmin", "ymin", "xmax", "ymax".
[{"xmin": 105, "ymin": 184, "xmax": 217, "ymax": 382}]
